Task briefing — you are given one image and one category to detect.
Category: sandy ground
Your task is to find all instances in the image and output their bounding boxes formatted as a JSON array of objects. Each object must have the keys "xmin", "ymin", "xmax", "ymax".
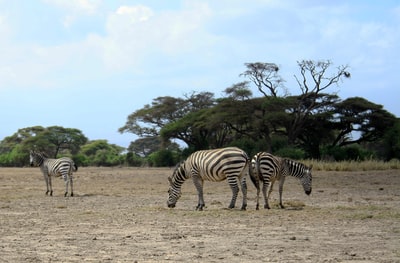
[{"xmin": 0, "ymin": 167, "xmax": 399, "ymax": 262}]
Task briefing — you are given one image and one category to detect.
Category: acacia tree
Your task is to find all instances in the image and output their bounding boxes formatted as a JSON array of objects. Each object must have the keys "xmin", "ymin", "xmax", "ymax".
[
  {"xmin": 128, "ymin": 136, "xmax": 180, "ymax": 157},
  {"xmin": 120, "ymin": 92, "xmax": 216, "ymax": 150},
  {"xmin": 0, "ymin": 126, "xmax": 46, "ymax": 166},
  {"xmin": 240, "ymin": 62, "xmax": 286, "ymax": 97},
  {"xmin": 332, "ymin": 97, "xmax": 396, "ymax": 147},
  {"xmin": 41, "ymin": 126, "xmax": 88, "ymax": 156},
  {"xmin": 0, "ymin": 126, "xmax": 46, "ymax": 154},
  {"xmin": 0, "ymin": 126, "xmax": 88, "ymax": 166},
  {"xmin": 382, "ymin": 119, "xmax": 400, "ymax": 160},
  {"xmin": 287, "ymin": 60, "xmax": 351, "ymax": 145},
  {"xmin": 228, "ymin": 60, "xmax": 352, "ymax": 158},
  {"xmin": 119, "ymin": 96, "xmax": 186, "ymax": 137},
  {"xmin": 79, "ymin": 140, "xmax": 124, "ymax": 166},
  {"xmin": 161, "ymin": 108, "xmax": 218, "ymax": 150}
]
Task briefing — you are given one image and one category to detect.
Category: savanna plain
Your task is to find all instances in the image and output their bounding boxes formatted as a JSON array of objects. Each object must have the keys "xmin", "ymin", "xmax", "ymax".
[{"xmin": 0, "ymin": 166, "xmax": 399, "ymax": 262}]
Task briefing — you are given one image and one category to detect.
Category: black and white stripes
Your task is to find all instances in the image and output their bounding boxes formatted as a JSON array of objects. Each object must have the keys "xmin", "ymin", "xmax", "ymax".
[
  {"xmin": 29, "ymin": 150, "xmax": 78, "ymax": 197},
  {"xmin": 167, "ymin": 147, "xmax": 251, "ymax": 210},
  {"xmin": 250, "ymin": 152, "xmax": 312, "ymax": 210}
]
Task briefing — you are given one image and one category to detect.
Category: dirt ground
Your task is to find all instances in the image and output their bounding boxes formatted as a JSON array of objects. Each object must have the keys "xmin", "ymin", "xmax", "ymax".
[{"xmin": 0, "ymin": 167, "xmax": 399, "ymax": 262}]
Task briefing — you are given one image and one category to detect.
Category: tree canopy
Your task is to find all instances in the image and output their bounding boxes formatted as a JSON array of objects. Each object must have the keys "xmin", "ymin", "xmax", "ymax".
[{"xmin": 120, "ymin": 60, "xmax": 398, "ymax": 160}]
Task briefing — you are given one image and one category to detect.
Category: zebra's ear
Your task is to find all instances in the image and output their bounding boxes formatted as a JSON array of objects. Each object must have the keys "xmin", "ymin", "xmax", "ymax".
[
  {"xmin": 168, "ymin": 176, "xmax": 172, "ymax": 184},
  {"xmin": 309, "ymin": 164, "xmax": 313, "ymax": 170}
]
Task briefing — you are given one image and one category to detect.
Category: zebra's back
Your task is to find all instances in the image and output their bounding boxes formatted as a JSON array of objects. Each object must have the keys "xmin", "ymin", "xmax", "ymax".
[
  {"xmin": 256, "ymin": 152, "xmax": 283, "ymax": 180},
  {"xmin": 187, "ymin": 147, "xmax": 249, "ymax": 181},
  {"xmin": 43, "ymin": 158, "xmax": 74, "ymax": 177}
]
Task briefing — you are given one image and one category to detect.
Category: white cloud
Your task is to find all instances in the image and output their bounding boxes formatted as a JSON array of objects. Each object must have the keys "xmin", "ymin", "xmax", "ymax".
[
  {"xmin": 115, "ymin": 5, "xmax": 153, "ymax": 21},
  {"xmin": 43, "ymin": 0, "xmax": 101, "ymax": 27},
  {"xmin": 97, "ymin": 3, "xmax": 214, "ymax": 72},
  {"xmin": 0, "ymin": 14, "xmax": 12, "ymax": 42},
  {"xmin": 43, "ymin": 0, "xmax": 100, "ymax": 14}
]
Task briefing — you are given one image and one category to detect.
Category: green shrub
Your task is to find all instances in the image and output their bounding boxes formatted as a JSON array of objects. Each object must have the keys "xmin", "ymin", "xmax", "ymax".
[{"xmin": 275, "ymin": 147, "xmax": 305, "ymax": 159}]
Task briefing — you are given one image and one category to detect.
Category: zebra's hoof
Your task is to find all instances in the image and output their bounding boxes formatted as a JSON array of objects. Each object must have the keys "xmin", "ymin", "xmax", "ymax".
[{"xmin": 196, "ymin": 204, "xmax": 205, "ymax": 211}]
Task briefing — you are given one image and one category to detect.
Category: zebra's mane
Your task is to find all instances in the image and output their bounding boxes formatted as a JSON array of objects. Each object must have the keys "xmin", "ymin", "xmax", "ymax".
[
  {"xmin": 169, "ymin": 160, "xmax": 185, "ymax": 183},
  {"xmin": 32, "ymin": 150, "xmax": 49, "ymax": 158},
  {"xmin": 284, "ymin": 158, "xmax": 307, "ymax": 171}
]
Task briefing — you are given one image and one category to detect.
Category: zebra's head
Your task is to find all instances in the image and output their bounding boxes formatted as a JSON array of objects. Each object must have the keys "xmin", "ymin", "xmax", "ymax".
[
  {"xmin": 300, "ymin": 164, "xmax": 313, "ymax": 195},
  {"xmin": 167, "ymin": 161, "xmax": 185, "ymax": 208},
  {"xmin": 29, "ymin": 150, "xmax": 38, "ymax": 166},
  {"xmin": 29, "ymin": 150, "xmax": 47, "ymax": 167}
]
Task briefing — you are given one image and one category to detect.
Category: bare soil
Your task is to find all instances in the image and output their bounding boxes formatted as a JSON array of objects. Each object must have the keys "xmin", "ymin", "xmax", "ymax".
[{"xmin": 0, "ymin": 167, "xmax": 399, "ymax": 262}]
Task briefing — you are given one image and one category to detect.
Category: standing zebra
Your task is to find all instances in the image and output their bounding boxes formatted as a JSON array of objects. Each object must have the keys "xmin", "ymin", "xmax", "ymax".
[
  {"xmin": 167, "ymin": 147, "xmax": 252, "ymax": 210},
  {"xmin": 29, "ymin": 150, "xmax": 78, "ymax": 197},
  {"xmin": 250, "ymin": 152, "xmax": 312, "ymax": 210}
]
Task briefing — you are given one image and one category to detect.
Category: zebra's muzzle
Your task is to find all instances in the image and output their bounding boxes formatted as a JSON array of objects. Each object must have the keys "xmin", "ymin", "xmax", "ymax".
[
  {"xmin": 305, "ymin": 188, "xmax": 312, "ymax": 195},
  {"xmin": 168, "ymin": 203, "xmax": 176, "ymax": 208}
]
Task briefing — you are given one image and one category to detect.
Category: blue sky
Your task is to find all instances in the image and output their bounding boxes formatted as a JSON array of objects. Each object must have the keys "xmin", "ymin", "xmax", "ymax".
[{"xmin": 1, "ymin": 0, "xmax": 399, "ymax": 148}]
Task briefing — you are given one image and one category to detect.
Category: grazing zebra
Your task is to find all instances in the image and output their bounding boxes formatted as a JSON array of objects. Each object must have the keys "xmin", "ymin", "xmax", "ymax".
[
  {"xmin": 29, "ymin": 150, "xmax": 78, "ymax": 197},
  {"xmin": 250, "ymin": 152, "xmax": 312, "ymax": 210},
  {"xmin": 167, "ymin": 147, "xmax": 252, "ymax": 210}
]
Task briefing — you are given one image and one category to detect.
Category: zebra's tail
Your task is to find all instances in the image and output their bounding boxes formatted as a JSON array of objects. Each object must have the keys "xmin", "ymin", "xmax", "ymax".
[
  {"xmin": 248, "ymin": 158, "xmax": 259, "ymax": 191},
  {"xmin": 248, "ymin": 153, "xmax": 261, "ymax": 210},
  {"xmin": 73, "ymin": 163, "xmax": 78, "ymax": 172}
]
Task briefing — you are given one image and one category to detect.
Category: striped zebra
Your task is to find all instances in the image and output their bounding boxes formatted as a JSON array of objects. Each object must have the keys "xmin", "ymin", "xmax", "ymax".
[
  {"xmin": 29, "ymin": 150, "xmax": 78, "ymax": 197},
  {"xmin": 250, "ymin": 152, "xmax": 312, "ymax": 210},
  {"xmin": 167, "ymin": 147, "xmax": 252, "ymax": 210}
]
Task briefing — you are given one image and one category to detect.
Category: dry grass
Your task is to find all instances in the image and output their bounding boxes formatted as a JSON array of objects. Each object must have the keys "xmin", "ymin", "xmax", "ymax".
[
  {"xmin": 305, "ymin": 159, "xmax": 400, "ymax": 171},
  {"xmin": 0, "ymin": 167, "xmax": 399, "ymax": 262}
]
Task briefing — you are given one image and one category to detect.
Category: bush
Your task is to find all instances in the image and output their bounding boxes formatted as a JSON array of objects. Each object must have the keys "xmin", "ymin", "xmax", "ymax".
[
  {"xmin": 148, "ymin": 149, "xmax": 177, "ymax": 167},
  {"xmin": 322, "ymin": 145, "xmax": 374, "ymax": 161},
  {"xmin": 73, "ymin": 154, "xmax": 89, "ymax": 167},
  {"xmin": 126, "ymin": 152, "xmax": 144, "ymax": 166},
  {"xmin": 274, "ymin": 147, "xmax": 305, "ymax": 159}
]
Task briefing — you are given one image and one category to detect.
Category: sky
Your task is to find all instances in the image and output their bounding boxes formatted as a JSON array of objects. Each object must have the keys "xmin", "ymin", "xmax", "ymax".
[{"xmin": 1, "ymin": 0, "xmax": 399, "ymax": 148}]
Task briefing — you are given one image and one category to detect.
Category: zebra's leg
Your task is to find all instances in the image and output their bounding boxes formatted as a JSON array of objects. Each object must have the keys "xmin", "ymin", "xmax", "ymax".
[
  {"xmin": 266, "ymin": 181, "xmax": 275, "ymax": 209},
  {"xmin": 278, "ymin": 176, "xmax": 286, "ymax": 209},
  {"xmin": 240, "ymin": 176, "xmax": 247, "ymax": 210},
  {"xmin": 70, "ymin": 174, "xmax": 74, "ymax": 197},
  {"xmin": 252, "ymin": 172, "xmax": 260, "ymax": 210},
  {"xmin": 43, "ymin": 173, "xmax": 50, "ymax": 195},
  {"xmin": 256, "ymin": 185, "xmax": 260, "ymax": 210},
  {"xmin": 48, "ymin": 175, "xmax": 53, "ymax": 196},
  {"xmin": 193, "ymin": 176, "xmax": 205, "ymax": 210},
  {"xmin": 262, "ymin": 180, "xmax": 270, "ymax": 209},
  {"xmin": 63, "ymin": 174, "xmax": 69, "ymax": 197},
  {"xmin": 227, "ymin": 177, "xmax": 240, "ymax": 209}
]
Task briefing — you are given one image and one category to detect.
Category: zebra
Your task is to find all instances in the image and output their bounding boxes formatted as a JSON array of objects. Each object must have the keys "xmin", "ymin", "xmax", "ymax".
[
  {"xmin": 167, "ymin": 147, "xmax": 252, "ymax": 211},
  {"xmin": 250, "ymin": 152, "xmax": 312, "ymax": 210},
  {"xmin": 29, "ymin": 150, "xmax": 78, "ymax": 197}
]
